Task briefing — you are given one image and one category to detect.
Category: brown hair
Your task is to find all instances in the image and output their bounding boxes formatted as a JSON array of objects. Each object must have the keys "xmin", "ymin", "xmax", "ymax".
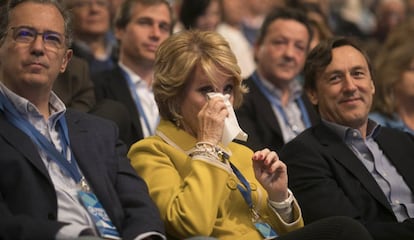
[
  {"xmin": 114, "ymin": 0, "xmax": 173, "ymax": 33},
  {"xmin": 304, "ymin": 37, "xmax": 373, "ymax": 93}
]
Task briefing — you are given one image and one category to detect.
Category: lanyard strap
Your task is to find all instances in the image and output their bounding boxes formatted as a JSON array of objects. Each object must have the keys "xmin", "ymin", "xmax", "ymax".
[
  {"xmin": 120, "ymin": 68, "xmax": 158, "ymax": 136},
  {"xmin": 0, "ymin": 93, "xmax": 82, "ymax": 183},
  {"xmin": 230, "ymin": 162, "xmax": 253, "ymax": 208},
  {"xmin": 230, "ymin": 161, "xmax": 279, "ymax": 238},
  {"xmin": 251, "ymin": 72, "xmax": 311, "ymax": 132}
]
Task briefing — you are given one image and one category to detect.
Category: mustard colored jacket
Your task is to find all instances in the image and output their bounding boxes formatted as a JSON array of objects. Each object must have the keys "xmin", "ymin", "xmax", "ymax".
[{"xmin": 128, "ymin": 120, "xmax": 303, "ymax": 240}]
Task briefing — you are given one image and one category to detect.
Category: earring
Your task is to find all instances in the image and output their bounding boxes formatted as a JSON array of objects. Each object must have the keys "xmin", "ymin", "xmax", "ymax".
[{"xmin": 173, "ymin": 118, "xmax": 181, "ymax": 128}]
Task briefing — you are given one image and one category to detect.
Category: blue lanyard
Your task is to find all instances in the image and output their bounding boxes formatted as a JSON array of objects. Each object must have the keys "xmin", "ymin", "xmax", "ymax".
[
  {"xmin": 0, "ymin": 93, "xmax": 82, "ymax": 183},
  {"xmin": 251, "ymin": 72, "xmax": 311, "ymax": 133},
  {"xmin": 231, "ymin": 162, "xmax": 280, "ymax": 239},
  {"xmin": 120, "ymin": 68, "xmax": 158, "ymax": 136},
  {"xmin": 230, "ymin": 159, "xmax": 281, "ymax": 239},
  {"xmin": 230, "ymin": 162, "xmax": 253, "ymax": 208}
]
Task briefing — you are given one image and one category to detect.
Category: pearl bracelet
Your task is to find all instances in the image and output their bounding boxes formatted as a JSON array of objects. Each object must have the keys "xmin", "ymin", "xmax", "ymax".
[{"xmin": 190, "ymin": 142, "xmax": 229, "ymax": 163}]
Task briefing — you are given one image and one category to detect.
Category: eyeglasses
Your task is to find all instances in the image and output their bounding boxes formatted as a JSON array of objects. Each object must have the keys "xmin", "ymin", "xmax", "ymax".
[
  {"xmin": 71, "ymin": 0, "xmax": 109, "ymax": 9},
  {"xmin": 8, "ymin": 26, "xmax": 66, "ymax": 51}
]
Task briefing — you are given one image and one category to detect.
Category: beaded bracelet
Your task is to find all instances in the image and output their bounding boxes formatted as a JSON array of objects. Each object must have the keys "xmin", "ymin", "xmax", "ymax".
[{"xmin": 190, "ymin": 141, "xmax": 229, "ymax": 163}]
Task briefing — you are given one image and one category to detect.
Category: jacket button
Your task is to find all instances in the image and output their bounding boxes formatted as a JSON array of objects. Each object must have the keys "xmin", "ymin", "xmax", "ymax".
[
  {"xmin": 48, "ymin": 213, "xmax": 56, "ymax": 220},
  {"xmin": 227, "ymin": 178, "xmax": 238, "ymax": 190}
]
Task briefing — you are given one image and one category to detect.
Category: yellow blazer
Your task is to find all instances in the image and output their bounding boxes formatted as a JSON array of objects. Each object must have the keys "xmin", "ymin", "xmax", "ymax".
[{"xmin": 128, "ymin": 119, "xmax": 303, "ymax": 239}]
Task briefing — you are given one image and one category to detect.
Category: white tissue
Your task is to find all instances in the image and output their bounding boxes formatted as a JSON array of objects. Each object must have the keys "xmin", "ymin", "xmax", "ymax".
[{"xmin": 207, "ymin": 92, "xmax": 248, "ymax": 146}]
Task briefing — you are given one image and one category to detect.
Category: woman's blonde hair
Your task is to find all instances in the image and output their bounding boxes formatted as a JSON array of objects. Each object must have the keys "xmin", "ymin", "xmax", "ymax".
[
  {"xmin": 153, "ymin": 30, "xmax": 247, "ymax": 124},
  {"xmin": 372, "ymin": 18, "xmax": 414, "ymax": 117}
]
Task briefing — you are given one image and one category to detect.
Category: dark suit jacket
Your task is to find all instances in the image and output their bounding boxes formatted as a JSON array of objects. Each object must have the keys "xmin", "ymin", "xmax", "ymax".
[
  {"xmin": 235, "ymin": 75, "xmax": 319, "ymax": 152},
  {"xmin": 93, "ymin": 65, "xmax": 144, "ymax": 148},
  {"xmin": 0, "ymin": 110, "xmax": 164, "ymax": 240},
  {"xmin": 280, "ymin": 123, "xmax": 414, "ymax": 240},
  {"xmin": 54, "ymin": 55, "xmax": 96, "ymax": 112}
]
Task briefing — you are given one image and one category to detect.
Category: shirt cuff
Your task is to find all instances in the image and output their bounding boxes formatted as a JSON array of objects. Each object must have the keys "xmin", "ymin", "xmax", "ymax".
[
  {"xmin": 268, "ymin": 189, "xmax": 294, "ymax": 209},
  {"xmin": 268, "ymin": 189, "xmax": 295, "ymax": 223}
]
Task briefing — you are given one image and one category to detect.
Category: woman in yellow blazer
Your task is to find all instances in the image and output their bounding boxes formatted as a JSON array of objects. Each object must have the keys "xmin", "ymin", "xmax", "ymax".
[{"xmin": 128, "ymin": 30, "xmax": 372, "ymax": 240}]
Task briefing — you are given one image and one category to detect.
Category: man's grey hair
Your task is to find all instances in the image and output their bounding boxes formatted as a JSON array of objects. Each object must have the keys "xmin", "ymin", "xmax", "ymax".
[{"xmin": 0, "ymin": 0, "xmax": 73, "ymax": 47}]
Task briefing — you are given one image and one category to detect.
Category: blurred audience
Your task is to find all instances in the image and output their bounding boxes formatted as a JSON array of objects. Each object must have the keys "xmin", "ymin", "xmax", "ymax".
[
  {"xmin": 170, "ymin": 0, "xmax": 183, "ymax": 32},
  {"xmin": 108, "ymin": 0, "xmax": 124, "ymax": 21},
  {"xmin": 64, "ymin": 0, "xmax": 117, "ymax": 75},
  {"xmin": 236, "ymin": 7, "xmax": 319, "ymax": 152},
  {"xmin": 242, "ymin": 0, "xmax": 274, "ymax": 46},
  {"xmin": 0, "ymin": 0, "xmax": 6, "ymax": 11},
  {"xmin": 286, "ymin": 0, "xmax": 336, "ymax": 34},
  {"xmin": 407, "ymin": 0, "xmax": 414, "ymax": 16},
  {"xmin": 288, "ymin": 0, "xmax": 330, "ymax": 18},
  {"xmin": 287, "ymin": 2, "xmax": 333, "ymax": 50},
  {"xmin": 216, "ymin": 0, "xmax": 255, "ymax": 78},
  {"xmin": 54, "ymin": 56, "xmax": 96, "ymax": 112},
  {"xmin": 308, "ymin": 16, "xmax": 333, "ymax": 50},
  {"xmin": 363, "ymin": 0, "xmax": 407, "ymax": 59},
  {"xmin": 370, "ymin": 20, "xmax": 414, "ymax": 134},
  {"xmin": 333, "ymin": 0, "xmax": 376, "ymax": 39},
  {"xmin": 179, "ymin": 0, "xmax": 221, "ymax": 31},
  {"xmin": 373, "ymin": 0, "xmax": 407, "ymax": 43}
]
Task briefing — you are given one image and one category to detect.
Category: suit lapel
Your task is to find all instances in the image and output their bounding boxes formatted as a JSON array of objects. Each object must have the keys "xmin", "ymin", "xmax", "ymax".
[
  {"xmin": 315, "ymin": 124, "xmax": 392, "ymax": 211},
  {"xmin": 245, "ymin": 77, "xmax": 282, "ymax": 135},
  {"xmin": 65, "ymin": 112, "xmax": 102, "ymax": 189},
  {"xmin": 110, "ymin": 67, "xmax": 144, "ymax": 137},
  {"xmin": 246, "ymin": 76, "xmax": 319, "ymax": 136},
  {"xmin": 375, "ymin": 129, "xmax": 414, "ymax": 192},
  {"xmin": 59, "ymin": 111, "xmax": 121, "ymax": 228},
  {"xmin": 0, "ymin": 113, "xmax": 51, "ymax": 181}
]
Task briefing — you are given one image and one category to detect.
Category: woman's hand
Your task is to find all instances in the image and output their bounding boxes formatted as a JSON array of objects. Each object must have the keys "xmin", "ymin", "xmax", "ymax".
[
  {"xmin": 197, "ymin": 96, "xmax": 228, "ymax": 145},
  {"xmin": 252, "ymin": 148, "xmax": 289, "ymax": 202}
]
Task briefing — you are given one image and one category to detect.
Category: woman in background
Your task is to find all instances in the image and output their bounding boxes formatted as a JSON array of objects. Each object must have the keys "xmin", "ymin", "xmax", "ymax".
[
  {"xmin": 179, "ymin": 0, "xmax": 221, "ymax": 31},
  {"xmin": 370, "ymin": 20, "xmax": 414, "ymax": 134}
]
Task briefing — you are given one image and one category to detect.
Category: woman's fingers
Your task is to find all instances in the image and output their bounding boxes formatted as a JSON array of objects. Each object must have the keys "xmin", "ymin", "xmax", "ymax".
[
  {"xmin": 253, "ymin": 149, "xmax": 286, "ymax": 173},
  {"xmin": 197, "ymin": 97, "xmax": 228, "ymax": 144}
]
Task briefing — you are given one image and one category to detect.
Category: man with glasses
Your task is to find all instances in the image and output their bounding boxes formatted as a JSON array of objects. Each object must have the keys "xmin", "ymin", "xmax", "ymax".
[{"xmin": 0, "ymin": 1, "xmax": 165, "ymax": 239}]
